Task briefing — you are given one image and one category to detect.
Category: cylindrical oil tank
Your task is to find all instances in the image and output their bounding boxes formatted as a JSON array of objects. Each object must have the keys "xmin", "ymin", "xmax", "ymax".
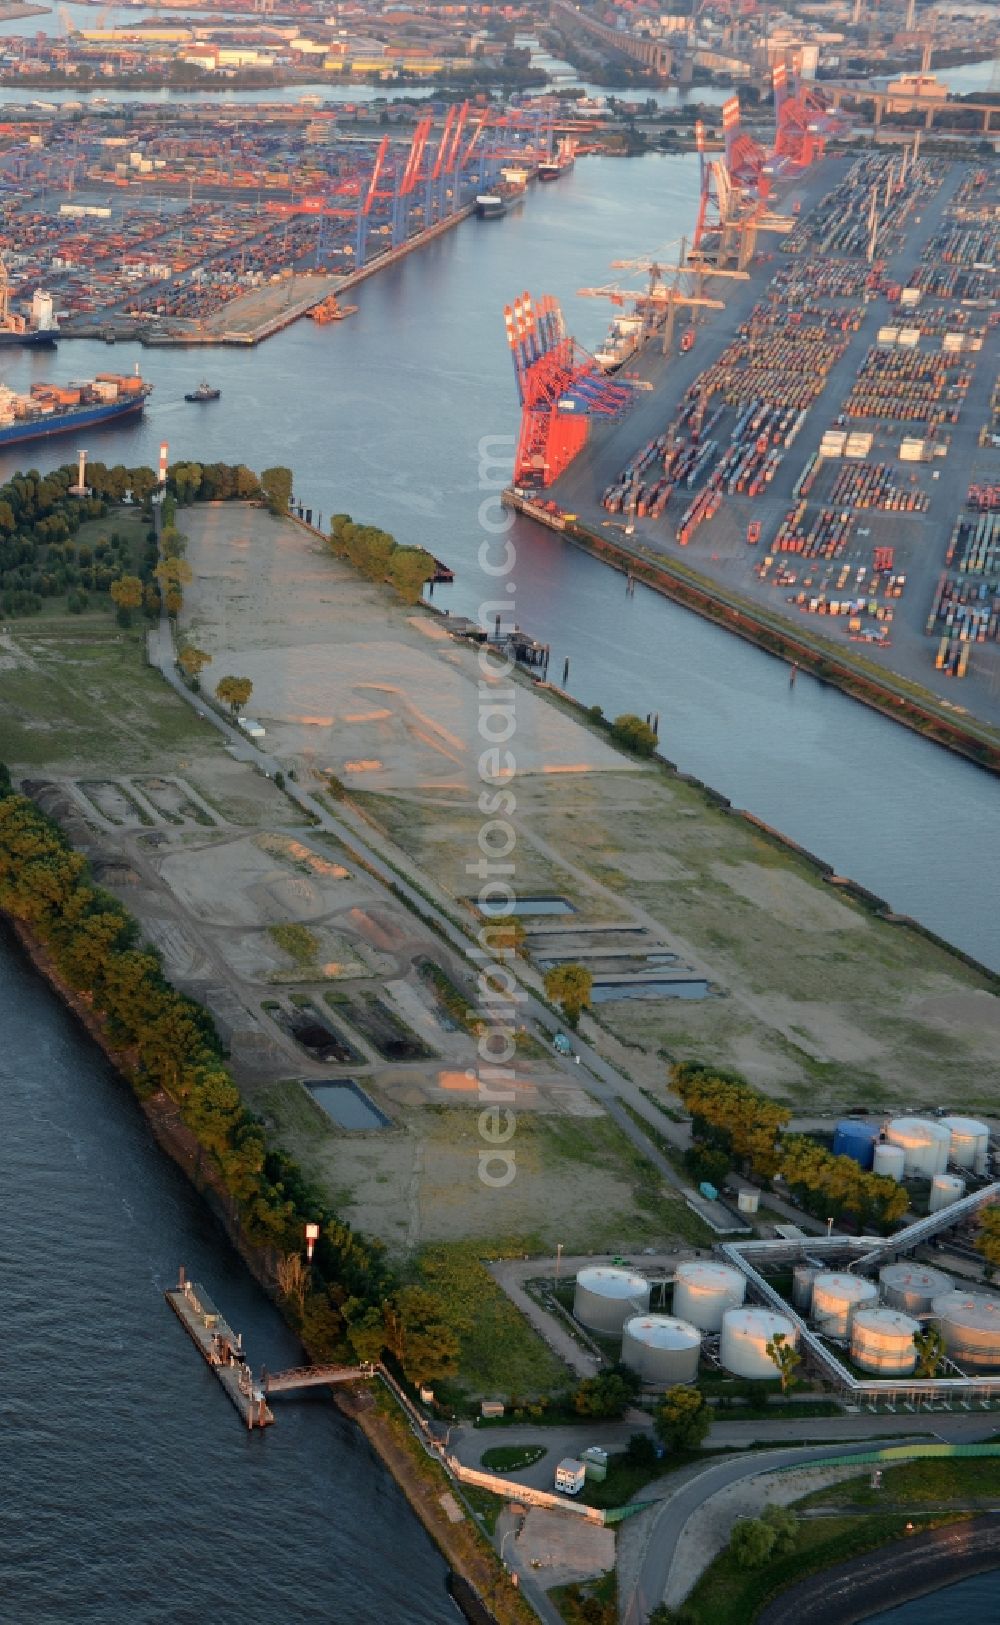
[
  {"xmin": 832, "ymin": 1118, "xmax": 880, "ymax": 1170},
  {"xmin": 811, "ymin": 1271, "xmax": 878, "ymax": 1337},
  {"xmin": 879, "ymin": 1262, "xmax": 952, "ymax": 1315},
  {"xmin": 873, "ymin": 1142, "xmax": 906, "ymax": 1182},
  {"xmin": 929, "ymin": 1173, "xmax": 966, "ymax": 1213},
  {"xmin": 573, "ymin": 1266, "xmax": 650, "ymax": 1334},
  {"xmin": 932, "ymin": 1291, "xmax": 1000, "ymax": 1368},
  {"xmin": 886, "ymin": 1117, "xmax": 951, "ymax": 1178},
  {"xmin": 851, "ymin": 1307, "xmax": 920, "ymax": 1375},
  {"xmin": 672, "ymin": 1260, "xmax": 746, "ymax": 1332},
  {"xmin": 792, "ymin": 1264, "xmax": 817, "ymax": 1311},
  {"xmin": 737, "ymin": 1188, "xmax": 760, "ymax": 1214},
  {"xmin": 941, "ymin": 1116, "xmax": 990, "ymax": 1172},
  {"xmin": 721, "ymin": 1308, "xmax": 798, "ymax": 1379},
  {"xmin": 621, "ymin": 1315, "xmax": 701, "ymax": 1385}
]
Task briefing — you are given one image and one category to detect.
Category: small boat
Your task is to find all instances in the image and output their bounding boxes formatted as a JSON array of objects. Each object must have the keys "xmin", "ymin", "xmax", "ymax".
[
  {"xmin": 310, "ymin": 295, "xmax": 357, "ymax": 324},
  {"xmin": 185, "ymin": 381, "xmax": 220, "ymax": 403}
]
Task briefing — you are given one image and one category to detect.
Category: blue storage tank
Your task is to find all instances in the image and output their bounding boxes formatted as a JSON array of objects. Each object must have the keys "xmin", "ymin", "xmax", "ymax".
[{"xmin": 832, "ymin": 1119, "xmax": 880, "ymax": 1170}]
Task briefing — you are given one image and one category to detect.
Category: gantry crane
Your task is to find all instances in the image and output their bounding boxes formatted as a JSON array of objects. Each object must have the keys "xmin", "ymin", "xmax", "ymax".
[
  {"xmin": 504, "ymin": 291, "xmax": 635, "ymax": 488},
  {"xmin": 579, "ymin": 239, "xmax": 725, "ymax": 358}
]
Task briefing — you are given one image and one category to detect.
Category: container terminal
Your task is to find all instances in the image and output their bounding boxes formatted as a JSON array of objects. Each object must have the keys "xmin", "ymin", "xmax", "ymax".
[
  {"xmin": 502, "ymin": 100, "xmax": 1000, "ymax": 741},
  {"xmin": 0, "ymin": 99, "xmax": 581, "ymax": 344}
]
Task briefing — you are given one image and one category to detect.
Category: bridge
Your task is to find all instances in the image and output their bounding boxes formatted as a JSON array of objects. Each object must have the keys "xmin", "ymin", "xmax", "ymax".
[
  {"xmin": 826, "ymin": 81, "xmax": 1000, "ymax": 134},
  {"xmin": 551, "ymin": 0, "xmax": 674, "ymax": 80},
  {"xmin": 261, "ymin": 1362, "xmax": 376, "ymax": 1395}
]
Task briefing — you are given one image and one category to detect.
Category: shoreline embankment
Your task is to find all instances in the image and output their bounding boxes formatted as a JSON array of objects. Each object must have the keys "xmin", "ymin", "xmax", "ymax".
[
  {"xmin": 502, "ymin": 490, "xmax": 1000, "ymax": 780},
  {"xmin": 756, "ymin": 1515, "xmax": 1000, "ymax": 1625},
  {"xmin": 0, "ymin": 912, "xmax": 517, "ymax": 1625}
]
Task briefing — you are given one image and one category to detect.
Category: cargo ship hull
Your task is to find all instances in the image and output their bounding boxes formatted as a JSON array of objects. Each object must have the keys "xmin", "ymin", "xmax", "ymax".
[
  {"xmin": 0, "ymin": 328, "xmax": 58, "ymax": 349},
  {"xmin": 0, "ymin": 394, "xmax": 146, "ymax": 447}
]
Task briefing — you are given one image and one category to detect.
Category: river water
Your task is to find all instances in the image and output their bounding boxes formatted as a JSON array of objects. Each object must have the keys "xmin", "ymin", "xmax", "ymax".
[
  {"xmin": 0, "ymin": 927, "xmax": 454, "ymax": 1624},
  {"xmin": 0, "ymin": 52, "xmax": 998, "ymax": 1625},
  {"xmin": 0, "ymin": 150, "xmax": 996, "ymax": 969}
]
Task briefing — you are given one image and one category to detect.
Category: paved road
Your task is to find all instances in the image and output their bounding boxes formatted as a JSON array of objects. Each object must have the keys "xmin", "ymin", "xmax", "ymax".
[
  {"xmin": 149, "ymin": 612, "xmax": 716, "ymax": 1209},
  {"xmin": 625, "ymin": 1412, "xmax": 1000, "ymax": 1624}
]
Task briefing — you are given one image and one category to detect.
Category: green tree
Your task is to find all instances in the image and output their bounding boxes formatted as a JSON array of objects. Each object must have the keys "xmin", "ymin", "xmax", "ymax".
[
  {"xmin": 386, "ymin": 544, "xmax": 434, "ymax": 604},
  {"xmin": 766, "ymin": 1331, "xmax": 801, "ymax": 1395},
  {"xmin": 610, "ymin": 713, "xmax": 658, "ymax": 756},
  {"xmin": 178, "ymin": 645, "xmax": 211, "ymax": 681},
  {"xmin": 976, "ymin": 1207, "xmax": 1000, "ymax": 1279},
  {"xmin": 260, "ymin": 465, "xmax": 293, "ymax": 515},
  {"xmin": 913, "ymin": 1323, "xmax": 946, "ymax": 1378},
  {"xmin": 154, "ymin": 556, "xmax": 192, "ymax": 591},
  {"xmin": 215, "ymin": 675, "xmax": 253, "ymax": 716},
  {"xmin": 730, "ymin": 1517, "xmax": 776, "ymax": 1569},
  {"xmin": 383, "ymin": 1286, "xmax": 460, "ymax": 1386},
  {"xmin": 480, "ymin": 914, "xmax": 527, "ymax": 958},
  {"xmin": 544, "ymin": 962, "xmax": 593, "ymax": 1028},
  {"xmin": 109, "ymin": 573, "xmax": 143, "ymax": 626},
  {"xmin": 761, "ymin": 1503, "xmax": 798, "ymax": 1555},
  {"xmin": 653, "ymin": 1385, "xmax": 711, "ymax": 1452},
  {"xmin": 572, "ymin": 1365, "xmax": 641, "ymax": 1419}
]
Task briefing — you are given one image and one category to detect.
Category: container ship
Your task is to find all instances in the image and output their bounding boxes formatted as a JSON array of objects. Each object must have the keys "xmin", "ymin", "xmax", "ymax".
[
  {"xmin": 475, "ymin": 172, "xmax": 528, "ymax": 219},
  {"xmin": 0, "ymin": 281, "xmax": 58, "ymax": 350},
  {"xmin": 537, "ymin": 139, "xmax": 577, "ymax": 182},
  {"xmin": 0, "ymin": 372, "xmax": 150, "ymax": 447}
]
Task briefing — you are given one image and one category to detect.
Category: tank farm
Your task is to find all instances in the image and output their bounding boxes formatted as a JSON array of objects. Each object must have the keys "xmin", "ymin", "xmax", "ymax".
[
  {"xmin": 507, "ymin": 141, "xmax": 1000, "ymax": 729},
  {"xmin": 559, "ymin": 1110, "xmax": 1000, "ymax": 1400}
]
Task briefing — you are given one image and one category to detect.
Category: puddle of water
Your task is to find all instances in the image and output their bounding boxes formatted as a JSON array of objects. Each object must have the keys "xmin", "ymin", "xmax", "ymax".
[
  {"xmin": 591, "ymin": 980, "xmax": 709, "ymax": 1003},
  {"xmin": 505, "ymin": 897, "xmax": 576, "ymax": 916},
  {"xmin": 308, "ymin": 1080, "xmax": 390, "ymax": 1130}
]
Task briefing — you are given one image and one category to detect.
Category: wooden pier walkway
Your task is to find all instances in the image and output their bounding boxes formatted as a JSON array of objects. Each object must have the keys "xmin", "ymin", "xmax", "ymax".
[{"xmin": 262, "ymin": 1362, "xmax": 374, "ymax": 1395}]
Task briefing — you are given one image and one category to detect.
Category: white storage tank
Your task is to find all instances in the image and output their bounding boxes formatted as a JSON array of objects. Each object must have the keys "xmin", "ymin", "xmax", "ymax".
[
  {"xmin": 851, "ymin": 1307, "xmax": 920, "ymax": 1375},
  {"xmin": 737, "ymin": 1189, "xmax": 760, "ymax": 1214},
  {"xmin": 941, "ymin": 1116, "xmax": 990, "ymax": 1173},
  {"xmin": 811, "ymin": 1271, "xmax": 878, "ymax": 1337},
  {"xmin": 929, "ymin": 1173, "xmax": 966, "ymax": 1213},
  {"xmin": 573, "ymin": 1266, "xmax": 650, "ymax": 1334},
  {"xmin": 873, "ymin": 1142, "xmax": 906, "ymax": 1182},
  {"xmin": 621, "ymin": 1315, "xmax": 701, "ymax": 1385},
  {"xmin": 886, "ymin": 1117, "xmax": 951, "ymax": 1178},
  {"xmin": 879, "ymin": 1262, "xmax": 952, "ymax": 1315},
  {"xmin": 721, "ymin": 1308, "xmax": 798, "ymax": 1380},
  {"xmin": 792, "ymin": 1264, "xmax": 817, "ymax": 1311},
  {"xmin": 672, "ymin": 1260, "xmax": 746, "ymax": 1332},
  {"xmin": 932, "ymin": 1291, "xmax": 1000, "ymax": 1368}
]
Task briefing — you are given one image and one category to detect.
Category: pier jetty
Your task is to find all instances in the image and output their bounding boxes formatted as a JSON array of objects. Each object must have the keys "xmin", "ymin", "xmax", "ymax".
[{"xmin": 165, "ymin": 1267, "xmax": 273, "ymax": 1430}]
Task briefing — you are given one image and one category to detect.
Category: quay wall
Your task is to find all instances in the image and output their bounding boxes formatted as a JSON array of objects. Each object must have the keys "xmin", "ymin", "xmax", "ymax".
[{"xmin": 502, "ymin": 489, "xmax": 1000, "ymax": 780}]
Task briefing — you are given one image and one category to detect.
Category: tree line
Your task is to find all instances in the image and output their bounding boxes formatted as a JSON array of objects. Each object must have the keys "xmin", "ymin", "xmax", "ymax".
[
  {"xmin": 672, "ymin": 1062, "xmax": 910, "ymax": 1230},
  {"xmin": 0, "ymin": 460, "xmax": 292, "ymax": 619},
  {"xmin": 328, "ymin": 514, "xmax": 436, "ymax": 605},
  {"xmin": 0, "ymin": 765, "xmax": 469, "ymax": 1382}
]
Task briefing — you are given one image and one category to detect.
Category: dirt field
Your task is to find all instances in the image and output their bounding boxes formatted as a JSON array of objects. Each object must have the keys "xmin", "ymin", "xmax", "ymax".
[
  {"xmin": 5, "ymin": 502, "xmax": 998, "ymax": 1298},
  {"xmin": 173, "ymin": 506, "xmax": 1000, "ymax": 1115}
]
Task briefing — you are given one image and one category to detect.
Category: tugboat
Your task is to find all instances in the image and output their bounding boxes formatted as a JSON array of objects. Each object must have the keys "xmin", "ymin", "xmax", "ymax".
[{"xmin": 185, "ymin": 381, "xmax": 221, "ymax": 403}]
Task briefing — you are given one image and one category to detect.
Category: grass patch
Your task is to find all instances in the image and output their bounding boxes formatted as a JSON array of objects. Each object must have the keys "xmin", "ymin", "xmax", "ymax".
[
  {"xmin": 684, "ymin": 1511, "xmax": 968, "ymax": 1624},
  {"xmin": 0, "ymin": 622, "xmax": 214, "ymax": 772},
  {"xmin": 416, "ymin": 1239, "xmax": 569, "ymax": 1400},
  {"xmin": 799, "ymin": 1453, "xmax": 1000, "ymax": 1509},
  {"xmin": 481, "ymin": 1444, "xmax": 547, "ymax": 1472},
  {"xmin": 268, "ymin": 922, "xmax": 320, "ymax": 966},
  {"xmin": 579, "ymin": 1447, "xmax": 715, "ymax": 1510},
  {"xmin": 526, "ymin": 1114, "xmax": 713, "ymax": 1248},
  {"xmin": 460, "ymin": 1483, "xmax": 507, "ymax": 1536},
  {"xmin": 549, "ymin": 1571, "xmax": 616, "ymax": 1625}
]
